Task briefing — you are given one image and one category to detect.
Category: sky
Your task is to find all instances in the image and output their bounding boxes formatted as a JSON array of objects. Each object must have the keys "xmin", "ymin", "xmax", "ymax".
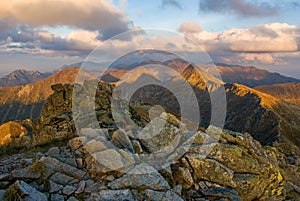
[{"xmin": 0, "ymin": 0, "xmax": 299, "ymax": 78}]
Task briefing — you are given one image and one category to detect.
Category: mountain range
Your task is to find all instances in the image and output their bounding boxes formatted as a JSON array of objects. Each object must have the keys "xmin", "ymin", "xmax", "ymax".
[
  {"xmin": 0, "ymin": 60, "xmax": 299, "ymax": 200},
  {"xmin": 0, "ymin": 67, "xmax": 93, "ymax": 124},
  {"xmin": 255, "ymin": 82, "xmax": 300, "ymax": 106},
  {"xmin": 0, "ymin": 69, "xmax": 52, "ymax": 87}
]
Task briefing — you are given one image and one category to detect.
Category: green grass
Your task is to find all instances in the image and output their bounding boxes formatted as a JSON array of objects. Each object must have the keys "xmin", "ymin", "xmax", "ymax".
[
  {"xmin": 29, "ymin": 159, "xmax": 46, "ymax": 184},
  {"xmin": 3, "ymin": 185, "xmax": 21, "ymax": 201}
]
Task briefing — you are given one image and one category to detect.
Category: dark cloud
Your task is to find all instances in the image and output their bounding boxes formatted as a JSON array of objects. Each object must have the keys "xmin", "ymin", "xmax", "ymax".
[
  {"xmin": 199, "ymin": 0, "xmax": 278, "ymax": 17},
  {"xmin": 161, "ymin": 0, "xmax": 183, "ymax": 10},
  {"xmin": 0, "ymin": 0, "xmax": 132, "ymax": 40}
]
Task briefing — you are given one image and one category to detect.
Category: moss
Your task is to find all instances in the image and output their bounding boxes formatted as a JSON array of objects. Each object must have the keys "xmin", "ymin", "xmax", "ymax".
[
  {"xmin": 3, "ymin": 185, "xmax": 21, "ymax": 201},
  {"xmin": 29, "ymin": 159, "xmax": 46, "ymax": 184}
]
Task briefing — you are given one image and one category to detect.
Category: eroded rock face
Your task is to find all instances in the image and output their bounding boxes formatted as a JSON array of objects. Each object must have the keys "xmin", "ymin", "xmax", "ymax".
[{"xmin": 32, "ymin": 84, "xmax": 75, "ymax": 146}]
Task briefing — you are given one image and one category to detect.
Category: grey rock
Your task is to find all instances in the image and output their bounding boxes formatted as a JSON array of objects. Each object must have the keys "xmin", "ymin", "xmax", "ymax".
[
  {"xmin": 40, "ymin": 157, "xmax": 86, "ymax": 179},
  {"xmin": 108, "ymin": 163, "xmax": 170, "ymax": 191},
  {"xmin": 51, "ymin": 193, "xmax": 65, "ymax": 201},
  {"xmin": 67, "ymin": 196, "xmax": 79, "ymax": 201},
  {"xmin": 0, "ymin": 190, "xmax": 5, "ymax": 200},
  {"xmin": 13, "ymin": 180, "xmax": 47, "ymax": 201},
  {"xmin": 87, "ymin": 189, "xmax": 135, "ymax": 201},
  {"xmin": 85, "ymin": 140, "xmax": 107, "ymax": 153},
  {"xmin": 144, "ymin": 189, "xmax": 184, "ymax": 201},
  {"xmin": 46, "ymin": 147, "xmax": 60, "ymax": 157},
  {"xmin": 11, "ymin": 167, "xmax": 41, "ymax": 180},
  {"xmin": 64, "ymin": 158, "xmax": 78, "ymax": 168},
  {"xmin": 89, "ymin": 149, "xmax": 134, "ymax": 174},
  {"xmin": 75, "ymin": 181, "xmax": 85, "ymax": 194},
  {"xmin": 0, "ymin": 173, "xmax": 10, "ymax": 181},
  {"xmin": 47, "ymin": 180, "xmax": 63, "ymax": 193},
  {"xmin": 63, "ymin": 185, "xmax": 76, "ymax": 196},
  {"xmin": 112, "ymin": 129, "xmax": 134, "ymax": 152},
  {"xmin": 50, "ymin": 172, "xmax": 74, "ymax": 186}
]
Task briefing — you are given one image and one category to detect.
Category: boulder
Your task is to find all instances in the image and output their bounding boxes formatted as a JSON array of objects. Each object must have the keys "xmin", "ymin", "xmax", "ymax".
[
  {"xmin": 108, "ymin": 163, "xmax": 170, "ymax": 191},
  {"xmin": 87, "ymin": 189, "xmax": 135, "ymax": 201},
  {"xmin": 11, "ymin": 180, "xmax": 47, "ymax": 201}
]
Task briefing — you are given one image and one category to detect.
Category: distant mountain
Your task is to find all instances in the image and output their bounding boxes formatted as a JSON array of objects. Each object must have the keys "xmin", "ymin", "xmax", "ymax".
[
  {"xmin": 102, "ymin": 59, "xmax": 300, "ymax": 88},
  {"xmin": 0, "ymin": 67, "xmax": 94, "ymax": 124},
  {"xmin": 123, "ymin": 63, "xmax": 300, "ymax": 148},
  {"xmin": 216, "ymin": 63, "xmax": 299, "ymax": 87},
  {"xmin": 255, "ymin": 82, "xmax": 300, "ymax": 106},
  {"xmin": 0, "ymin": 69, "xmax": 52, "ymax": 87}
]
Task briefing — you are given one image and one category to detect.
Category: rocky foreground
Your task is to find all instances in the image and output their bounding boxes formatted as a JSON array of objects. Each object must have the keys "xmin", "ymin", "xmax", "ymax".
[{"xmin": 0, "ymin": 83, "xmax": 299, "ymax": 200}]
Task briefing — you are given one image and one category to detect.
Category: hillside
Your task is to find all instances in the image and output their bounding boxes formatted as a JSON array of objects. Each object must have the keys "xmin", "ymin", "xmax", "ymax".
[
  {"xmin": 217, "ymin": 64, "xmax": 299, "ymax": 87},
  {"xmin": 0, "ymin": 67, "xmax": 93, "ymax": 124},
  {"xmin": 0, "ymin": 81, "xmax": 298, "ymax": 200},
  {"xmin": 0, "ymin": 69, "xmax": 51, "ymax": 87},
  {"xmin": 255, "ymin": 82, "xmax": 300, "ymax": 106}
]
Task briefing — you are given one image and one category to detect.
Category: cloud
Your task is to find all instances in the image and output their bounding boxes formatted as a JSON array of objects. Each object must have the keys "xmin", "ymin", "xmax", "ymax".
[
  {"xmin": 161, "ymin": 0, "xmax": 183, "ymax": 9},
  {"xmin": 178, "ymin": 22, "xmax": 202, "ymax": 33},
  {"xmin": 199, "ymin": 0, "xmax": 278, "ymax": 17},
  {"xmin": 181, "ymin": 22, "xmax": 299, "ymax": 53},
  {"xmin": 0, "ymin": 0, "xmax": 132, "ymax": 39}
]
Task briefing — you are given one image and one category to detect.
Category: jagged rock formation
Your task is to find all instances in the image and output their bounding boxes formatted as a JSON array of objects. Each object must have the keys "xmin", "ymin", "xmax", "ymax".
[
  {"xmin": 0, "ymin": 68, "xmax": 94, "ymax": 124},
  {"xmin": 0, "ymin": 82, "xmax": 298, "ymax": 200},
  {"xmin": 0, "ymin": 69, "xmax": 51, "ymax": 87}
]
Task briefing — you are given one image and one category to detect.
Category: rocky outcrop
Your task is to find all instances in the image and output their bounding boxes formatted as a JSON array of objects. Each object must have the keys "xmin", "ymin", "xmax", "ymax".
[
  {"xmin": 0, "ymin": 119, "xmax": 32, "ymax": 149},
  {"xmin": 0, "ymin": 82, "xmax": 299, "ymax": 200},
  {"xmin": 32, "ymin": 84, "xmax": 75, "ymax": 146}
]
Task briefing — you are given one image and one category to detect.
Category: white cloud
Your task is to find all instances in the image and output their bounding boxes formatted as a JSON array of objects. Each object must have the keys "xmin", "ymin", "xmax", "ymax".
[
  {"xmin": 178, "ymin": 22, "xmax": 202, "ymax": 33},
  {"xmin": 180, "ymin": 22, "xmax": 299, "ymax": 53}
]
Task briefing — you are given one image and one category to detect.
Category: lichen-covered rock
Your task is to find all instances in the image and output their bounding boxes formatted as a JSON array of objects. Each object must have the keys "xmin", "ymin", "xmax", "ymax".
[
  {"xmin": 88, "ymin": 189, "xmax": 135, "ymax": 201},
  {"xmin": 9, "ymin": 180, "xmax": 47, "ymax": 201}
]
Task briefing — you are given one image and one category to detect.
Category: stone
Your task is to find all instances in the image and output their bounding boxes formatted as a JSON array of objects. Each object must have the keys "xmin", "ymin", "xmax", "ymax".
[
  {"xmin": 184, "ymin": 155, "xmax": 236, "ymax": 188},
  {"xmin": 172, "ymin": 166, "xmax": 194, "ymax": 189},
  {"xmin": 132, "ymin": 140, "xmax": 143, "ymax": 154},
  {"xmin": 64, "ymin": 158, "xmax": 78, "ymax": 167},
  {"xmin": 11, "ymin": 166, "xmax": 41, "ymax": 180},
  {"xmin": 51, "ymin": 193, "xmax": 65, "ymax": 201},
  {"xmin": 50, "ymin": 172, "xmax": 74, "ymax": 186},
  {"xmin": 46, "ymin": 147, "xmax": 60, "ymax": 157},
  {"xmin": 47, "ymin": 180, "xmax": 63, "ymax": 193},
  {"xmin": 144, "ymin": 189, "xmax": 184, "ymax": 201},
  {"xmin": 199, "ymin": 187, "xmax": 243, "ymax": 201},
  {"xmin": 112, "ymin": 129, "xmax": 134, "ymax": 152},
  {"xmin": 0, "ymin": 173, "xmax": 10, "ymax": 181},
  {"xmin": 75, "ymin": 180, "xmax": 86, "ymax": 194},
  {"xmin": 108, "ymin": 163, "xmax": 170, "ymax": 191},
  {"xmin": 85, "ymin": 140, "xmax": 108, "ymax": 153},
  {"xmin": 68, "ymin": 137, "xmax": 85, "ymax": 151},
  {"xmin": 67, "ymin": 196, "xmax": 79, "ymax": 201},
  {"xmin": 40, "ymin": 157, "xmax": 86, "ymax": 179},
  {"xmin": 138, "ymin": 114, "xmax": 184, "ymax": 153},
  {"xmin": 87, "ymin": 189, "xmax": 135, "ymax": 201},
  {"xmin": 0, "ymin": 190, "xmax": 5, "ymax": 200},
  {"xmin": 88, "ymin": 149, "xmax": 132, "ymax": 174},
  {"xmin": 63, "ymin": 185, "xmax": 76, "ymax": 196},
  {"xmin": 76, "ymin": 158, "xmax": 83, "ymax": 169},
  {"xmin": 13, "ymin": 180, "xmax": 47, "ymax": 201}
]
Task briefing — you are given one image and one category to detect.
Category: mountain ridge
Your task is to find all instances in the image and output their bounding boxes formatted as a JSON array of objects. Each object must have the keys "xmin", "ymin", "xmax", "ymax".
[{"xmin": 0, "ymin": 69, "xmax": 52, "ymax": 87}]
